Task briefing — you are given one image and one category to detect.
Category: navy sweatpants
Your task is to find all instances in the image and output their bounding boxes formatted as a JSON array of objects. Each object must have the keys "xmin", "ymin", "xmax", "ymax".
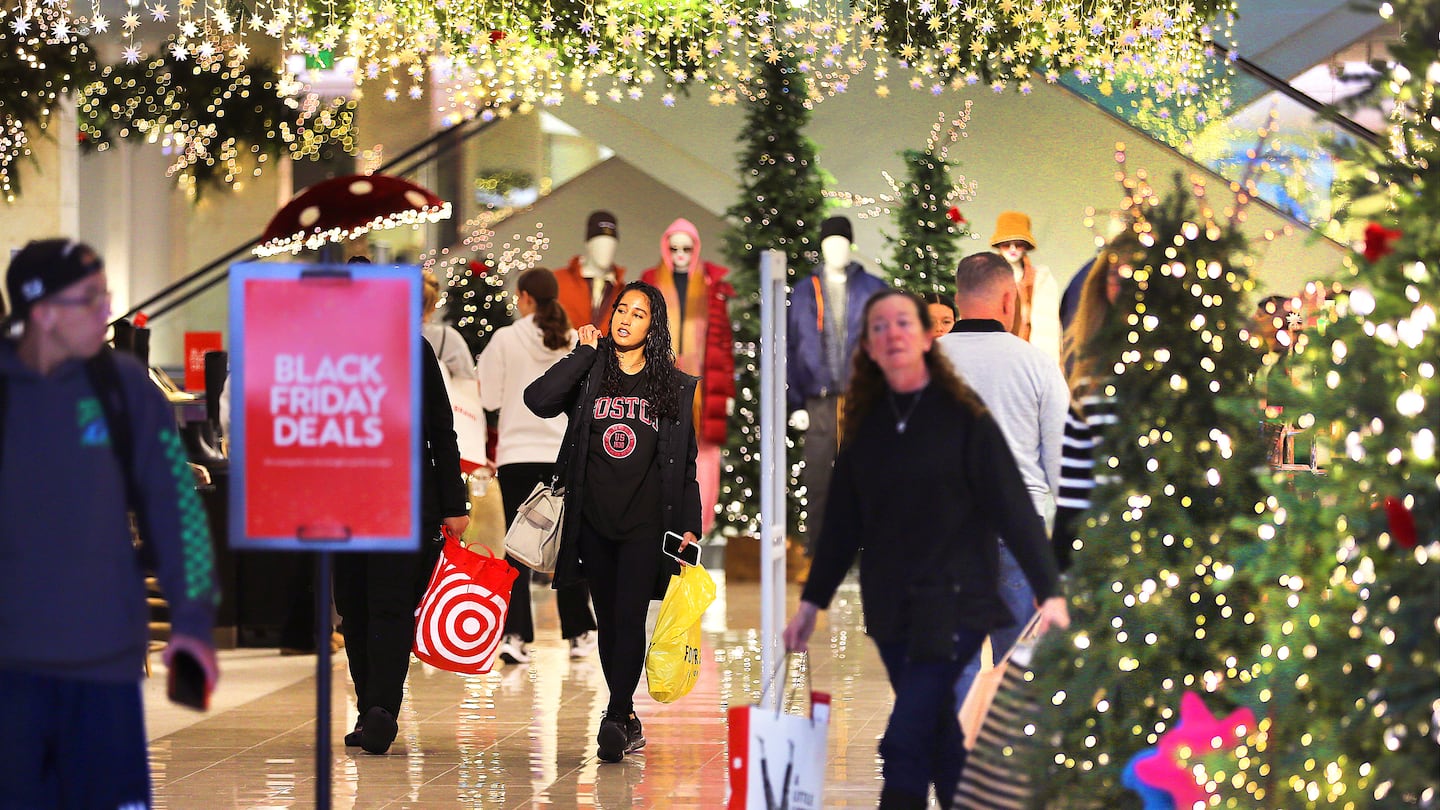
[{"xmin": 0, "ymin": 668, "xmax": 150, "ymax": 809}]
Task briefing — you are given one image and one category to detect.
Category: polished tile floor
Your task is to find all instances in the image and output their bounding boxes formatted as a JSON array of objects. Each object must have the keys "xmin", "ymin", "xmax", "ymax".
[{"xmin": 144, "ymin": 575, "xmax": 901, "ymax": 808}]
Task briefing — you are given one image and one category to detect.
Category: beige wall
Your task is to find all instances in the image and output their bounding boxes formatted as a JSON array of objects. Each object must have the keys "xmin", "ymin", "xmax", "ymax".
[{"xmin": 548, "ymin": 74, "xmax": 1345, "ymax": 296}]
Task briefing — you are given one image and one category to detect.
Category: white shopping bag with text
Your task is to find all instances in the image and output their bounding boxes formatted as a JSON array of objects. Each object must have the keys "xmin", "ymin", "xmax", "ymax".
[{"xmin": 727, "ymin": 655, "xmax": 830, "ymax": 810}]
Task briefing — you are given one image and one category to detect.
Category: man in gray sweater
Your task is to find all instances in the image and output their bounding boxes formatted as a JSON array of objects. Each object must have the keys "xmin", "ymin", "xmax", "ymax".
[{"xmin": 937, "ymin": 251, "xmax": 1068, "ymax": 709}]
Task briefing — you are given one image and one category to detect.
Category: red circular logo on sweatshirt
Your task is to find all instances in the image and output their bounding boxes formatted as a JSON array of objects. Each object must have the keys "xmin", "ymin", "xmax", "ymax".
[{"xmin": 602, "ymin": 424, "xmax": 637, "ymax": 459}]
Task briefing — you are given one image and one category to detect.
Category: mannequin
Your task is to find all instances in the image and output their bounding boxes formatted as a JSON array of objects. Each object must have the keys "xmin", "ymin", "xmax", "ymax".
[
  {"xmin": 555, "ymin": 211, "xmax": 626, "ymax": 334},
  {"xmin": 786, "ymin": 215, "xmax": 886, "ymax": 552},
  {"xmin": 641, "ymin": 218, "xmax": 735, "ymax": 536},
  {"xmin": 990, "ymin": 211, "xmax": 1061, "ymax": 363}
]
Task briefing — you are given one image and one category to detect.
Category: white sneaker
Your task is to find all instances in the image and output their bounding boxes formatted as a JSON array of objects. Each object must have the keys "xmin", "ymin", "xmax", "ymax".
[
  {"xmin": 498, "ymin": 634, "xmax": 530, "ymax": 664},
  {"xmin": 568, "ymin": 630, "xmax": 597, "ymax": 658}
]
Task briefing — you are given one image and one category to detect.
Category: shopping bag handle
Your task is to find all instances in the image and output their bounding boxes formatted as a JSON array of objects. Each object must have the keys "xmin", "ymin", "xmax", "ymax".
[
  {"xmin": 760, "ymin": 651, "xmax": 815, "ymax": 721},
  {"xmin": 994, "ymin": 611, "xmax": 1046, "ymax": 670}
]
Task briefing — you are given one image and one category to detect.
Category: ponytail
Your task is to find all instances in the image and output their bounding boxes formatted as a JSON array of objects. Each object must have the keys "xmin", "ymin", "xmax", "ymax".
[{"xmin": 517, "ymin": 268, "xmax": 571, "ymax": 350}]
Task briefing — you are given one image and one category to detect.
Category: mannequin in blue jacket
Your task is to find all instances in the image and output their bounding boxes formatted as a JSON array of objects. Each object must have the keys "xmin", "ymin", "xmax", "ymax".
[{"xmin": 786, "ymin": 216, "xmax": 887, "ymax": 553}]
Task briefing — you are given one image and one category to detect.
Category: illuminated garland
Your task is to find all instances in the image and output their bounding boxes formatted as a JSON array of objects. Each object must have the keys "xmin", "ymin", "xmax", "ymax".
[
  {"xmin": 77, "ymin": 49, "xmax": 356, "ymax": 197},
  {"xmin": 8, "ymin": 0, "xmax": 1235, "ymax": 121},
  {"xmin": 0, "ymin": 1, "xmax": 94, "ymax": 200}
]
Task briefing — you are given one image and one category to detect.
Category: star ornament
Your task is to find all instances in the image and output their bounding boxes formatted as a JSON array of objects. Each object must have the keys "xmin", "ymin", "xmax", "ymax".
[{"xmin": 1132, "ymin": 691, "xmax": 1257, "ymax": 809}]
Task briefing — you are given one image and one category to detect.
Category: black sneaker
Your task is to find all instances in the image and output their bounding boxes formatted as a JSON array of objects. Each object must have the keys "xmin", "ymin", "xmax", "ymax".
[
  {"xmin": 596, "ymin": 714, "xmax": 628, "ymax": 763},
  {"xmin": 344, "ymin": 717, "xmax": 364, "ymax": 747},
  {"xmin": 623, "ymin": 712, "xmax": 645, "ymax": 754},
  {"xmin": 358, "ymin": 706, "xmax": 398, "ymax": 755}
]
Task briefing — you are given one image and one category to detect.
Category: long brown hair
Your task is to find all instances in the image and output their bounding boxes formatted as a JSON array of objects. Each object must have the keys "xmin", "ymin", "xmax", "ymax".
[
  {"xmin": 1061, "ymin": 233, "xmax": 1142, "ymax": 399},
  {"xmin": 600, "ymin": 281, "xmax": 684, "ymax": 423},
  {"xmin": 517, "ymin": 268, "xmax": 572, "ymax": 350},
  {"xmin": 840, "ymin": 288, "xmax": 984, "ymax": 443}
]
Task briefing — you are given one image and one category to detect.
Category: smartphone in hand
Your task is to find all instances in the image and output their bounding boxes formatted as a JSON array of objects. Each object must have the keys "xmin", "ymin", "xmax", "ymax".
[
  {"xmin": 663, "ymin": 531, "xmax": 700, "ymax": 567},
  {"xmin": 167, "ymin": 648, "xmax": 210, "ymax": 711}
]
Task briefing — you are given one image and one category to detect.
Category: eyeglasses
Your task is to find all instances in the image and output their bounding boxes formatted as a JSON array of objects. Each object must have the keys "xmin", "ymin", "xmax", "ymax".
[
  {"xmin": 667, "ymin": 244, "xmax": 693, "ymax": 253},
  {"xmin": 49, "ymin": 288, "xmax": 112, "ymax": 309}
]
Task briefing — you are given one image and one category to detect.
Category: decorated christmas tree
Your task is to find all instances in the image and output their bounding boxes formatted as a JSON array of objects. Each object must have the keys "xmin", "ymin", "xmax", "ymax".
[
  {"xmin": 717, "ymin": 53, "xmax": 826, "ymax": 537},
  {"xmin": 1261, "ymin": 0, "xmax": 1439, "ymax": 804},
  {"xmin": 1030, "ymin": 172, "xmax": 1274, "ymax": 807},
  {"xmin": 882, "ymin": 108, "xmax": 975, "ymax": 297},
  {"xmin": 443, "ymin": 257, "xmax": 513, "ymax": 358}
]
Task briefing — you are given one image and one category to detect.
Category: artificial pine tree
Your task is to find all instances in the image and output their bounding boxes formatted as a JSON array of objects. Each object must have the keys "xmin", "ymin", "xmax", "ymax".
[
  {"xmin": 717, "ymin": 53, "xmax": 826, "ymax": 537},
  {"xmin": 444, "ymin": 257, "xmax": 513, "ymax": 358},
  {"xmin": 1264, "ymin": 1, "xmax": 1440, "ymax": 804},
  {"xmin": 1030, "ymin": 172, "xmax": 1273, "ymax": 807},
  {"xmin": 882, "ymin": 109, "xmax": 974, "ymax": 297}
]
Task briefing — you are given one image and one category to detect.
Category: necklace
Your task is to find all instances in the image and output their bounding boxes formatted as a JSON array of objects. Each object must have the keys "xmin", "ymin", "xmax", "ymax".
[
  {"xmin": 619, "ymin": 356, "xmax": 646, "ymax": 374},
  {"xmin": 887, "ymin": 385, "xmax": 926, "ymax": 434}
]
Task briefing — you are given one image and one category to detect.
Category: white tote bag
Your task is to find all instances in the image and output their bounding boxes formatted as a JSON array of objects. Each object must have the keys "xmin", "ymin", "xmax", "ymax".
[
  {"xmin": 727, "ymin": 654, "xmax": 830, "ymax": 810},
  {"xmin": 434, "ymin": 334, "xmax": 487, "ymax": 473}
]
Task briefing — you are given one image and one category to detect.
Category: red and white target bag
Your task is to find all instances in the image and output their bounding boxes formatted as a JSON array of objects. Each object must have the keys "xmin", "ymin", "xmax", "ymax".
[{"xmin": 413, "ymin": 528, "xmax": 519, "ymax": 674}]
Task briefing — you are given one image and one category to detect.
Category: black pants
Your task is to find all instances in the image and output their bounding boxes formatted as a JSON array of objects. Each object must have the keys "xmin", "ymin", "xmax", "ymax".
[
  {"xmin": 800, "ymin": 394, "xmax": 840, "ymax": 554},
  {"xmin": 333, "ymin": 534, "xmax": 441, "ymax": 717},
  {"xmin": 578, "ymin": 518, "xmax": 662, "ymax": 718},
  {"xmin": 499, "ymin": 463, "xmax": 596, "ymax": 642}
]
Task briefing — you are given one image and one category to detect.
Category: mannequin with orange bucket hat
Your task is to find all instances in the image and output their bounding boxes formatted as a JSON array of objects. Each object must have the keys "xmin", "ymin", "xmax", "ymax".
[{"xmin": 989, "ymin": 211, "xmax": 1061, "ymax": 363}]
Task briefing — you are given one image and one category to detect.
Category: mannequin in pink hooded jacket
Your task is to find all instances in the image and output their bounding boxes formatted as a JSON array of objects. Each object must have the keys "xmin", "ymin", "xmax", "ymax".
[{"xmin": 640, "ymin": 218, "xmax": 735, "ymax": 535}]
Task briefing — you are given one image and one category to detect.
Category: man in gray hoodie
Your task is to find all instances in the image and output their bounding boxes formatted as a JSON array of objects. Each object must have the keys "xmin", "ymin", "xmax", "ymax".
[{"xmin": 0, "ymin": 239, "xmax": 220, "ymax": 807}]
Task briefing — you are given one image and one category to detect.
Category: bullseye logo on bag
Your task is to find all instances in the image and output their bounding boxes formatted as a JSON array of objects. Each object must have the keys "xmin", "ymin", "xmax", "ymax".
[{"xmin": 414, "ymin": 560, "xmax": 509, "ymax": 673}]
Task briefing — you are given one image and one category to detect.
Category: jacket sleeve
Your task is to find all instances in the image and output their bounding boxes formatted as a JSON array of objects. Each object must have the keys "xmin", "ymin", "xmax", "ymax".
[
  {"xmin": 476, "ymin": 328, "xmax": 507, "ymax": 412},
  {"xmin": 1038, "ymin": 360, "xmax": 1069, "ymax": 501},
  {"xmin": 524, "ymin": 344, "xmax": 598, "ymax": 419},
  {"xmin": 439, "ymin": 326, "xmax": 479, "ymax": 382},
  {"xmin": 422, "ymin": 346, "xmax": 469, "ymax": 518},
  {"xmin": 126, "ymin": 367, "xmax": 218, "ymax": 642},
  {"xmin": 967, "ymin": 411, "xmax": 1061, "ymax": 600},
  {"xmin": 786, "ymin": 285, "xmax": 807, "ymax": 409},
  {"xmin": 799, "ymin": 444, "xmax": 863, "ymax": 609},
  {"xmin": 682, "ymin": 379, "xmax": 702, "ymax": 536},
  {"xmin": 711, "ymin": 277, "xmax": 736, "ymax": 401}
]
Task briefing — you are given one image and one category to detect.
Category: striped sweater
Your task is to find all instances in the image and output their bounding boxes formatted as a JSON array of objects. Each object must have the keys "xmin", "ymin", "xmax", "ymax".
[{"xmin": 1053, "ymin": 383, "xmax": 1118, "ymax": 569}]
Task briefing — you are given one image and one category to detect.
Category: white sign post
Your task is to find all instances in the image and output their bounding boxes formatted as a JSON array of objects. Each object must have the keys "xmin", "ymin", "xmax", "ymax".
[{"xmin": 758, "ymin": 248, "xmax": 789, "ymax": 706}]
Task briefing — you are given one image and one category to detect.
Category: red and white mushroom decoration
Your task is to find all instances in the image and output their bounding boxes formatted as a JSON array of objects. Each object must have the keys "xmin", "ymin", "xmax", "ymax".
[{"xmin": 255, "ymin": 173, "xmax": 452, "ymax": 257}]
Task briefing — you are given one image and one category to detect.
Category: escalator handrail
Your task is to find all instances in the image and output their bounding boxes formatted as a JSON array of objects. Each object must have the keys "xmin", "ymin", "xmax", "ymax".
[
  {"xmin": 112, "ymin": 105, "xmax": 514, "ymax": 326},
  {"xmin": 1214, "ymin": 41, "xmax": 1381, "ymax": 147}
]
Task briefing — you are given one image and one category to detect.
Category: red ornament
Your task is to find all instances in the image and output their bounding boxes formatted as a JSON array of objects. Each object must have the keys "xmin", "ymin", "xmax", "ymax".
[
  {"xmin": 1362, "ymin": 223, "xmax": 1403, "ymax": 262},
  {"xmin": 946, "ymin": 206, "xmax": 965, "ymax": 224},
  {"xmin": 1384, "ymin": 496, "xmax": 1418, "ymax": 549},
  {"xmin": 489, "ymin": 29, "xmax": 505, "ymax": 43}
]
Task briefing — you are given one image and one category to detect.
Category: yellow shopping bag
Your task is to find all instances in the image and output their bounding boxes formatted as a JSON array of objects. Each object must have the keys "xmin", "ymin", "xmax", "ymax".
[{"xmin": 645, "ymin": 563, "xmax": 717, "ymax": 703}]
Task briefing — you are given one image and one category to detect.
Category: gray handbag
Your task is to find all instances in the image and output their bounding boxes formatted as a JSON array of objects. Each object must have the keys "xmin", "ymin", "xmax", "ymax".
[{"xmin": 503, "ymin": 481, "xmax": 564, "ymax": 573}]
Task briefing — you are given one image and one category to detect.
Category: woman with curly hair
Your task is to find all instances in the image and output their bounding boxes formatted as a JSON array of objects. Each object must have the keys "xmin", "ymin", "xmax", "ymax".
[
  {"xmin": 783, "ymin": 288, "xmax": 1068, "ymax": 809},
  {"xmin": 524, "ymin": 280, "xmax": 700, "ymax": 764}
]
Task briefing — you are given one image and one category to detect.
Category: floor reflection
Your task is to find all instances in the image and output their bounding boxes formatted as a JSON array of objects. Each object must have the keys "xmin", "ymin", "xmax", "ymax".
[{"xmin": 149, "ymin": 577, "xmax": 890, "ymax": 808}]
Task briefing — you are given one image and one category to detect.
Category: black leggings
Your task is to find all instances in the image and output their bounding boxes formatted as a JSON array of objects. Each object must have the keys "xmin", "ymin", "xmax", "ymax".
[
  {"xmin": 578, "ymin": 519, "xmax": 662, "ymax": 718},
  {"xmin": 499, "ymin": 463, "xmax": 596, "ymax": 641}
]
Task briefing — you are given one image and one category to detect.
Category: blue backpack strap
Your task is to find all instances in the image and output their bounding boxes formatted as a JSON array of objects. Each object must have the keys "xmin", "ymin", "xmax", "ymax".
[{"xmin": 84, "ymin": 349, "xmax": 153, "ymax": 562}]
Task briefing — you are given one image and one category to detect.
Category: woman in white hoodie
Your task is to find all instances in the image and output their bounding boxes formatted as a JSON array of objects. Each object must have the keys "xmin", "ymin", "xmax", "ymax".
[{"xmin": 479, "ymin": 268, "xmax": 597, "ymax": 663}]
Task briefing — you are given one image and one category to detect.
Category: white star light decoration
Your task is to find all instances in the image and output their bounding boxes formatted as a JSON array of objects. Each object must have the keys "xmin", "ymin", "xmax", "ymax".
[{"xmin": 7, "ymin": 0, "xmax": 1233, "ymax": 121}]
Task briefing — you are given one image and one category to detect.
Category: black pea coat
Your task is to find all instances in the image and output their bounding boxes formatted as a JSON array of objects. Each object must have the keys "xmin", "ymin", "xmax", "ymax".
[{"xmin": 523, "ymin": 343, "xmax": 701, "ymax": 600}]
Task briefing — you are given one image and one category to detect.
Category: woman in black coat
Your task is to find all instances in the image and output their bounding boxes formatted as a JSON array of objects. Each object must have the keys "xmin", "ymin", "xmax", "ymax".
[
  {"xmin": 524, "ymin": 280, "xmax": 700, "ymax": 764},
  {"xmin": 784, "ymin": 289, "xmax": 1069, "ymax": 810}
]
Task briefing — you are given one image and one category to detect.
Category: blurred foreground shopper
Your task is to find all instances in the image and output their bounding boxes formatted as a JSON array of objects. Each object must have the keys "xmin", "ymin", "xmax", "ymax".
[
  {"xmin": 0, "ymin": 239, "xmax": 220, "ymax": 807},
  {"xmin": 784, "ymin": 289, "xmax": 1068, "ymax": 810}
]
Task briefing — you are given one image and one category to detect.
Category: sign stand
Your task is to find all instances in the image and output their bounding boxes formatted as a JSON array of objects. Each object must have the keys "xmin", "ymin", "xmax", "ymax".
[
  {"xmin": 229, "ymin": 262, "xmax": 423, "ymax": 810},
  {"xmin": 315, "ymin": 550, "xmax": 333, "ymax": 809}
]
